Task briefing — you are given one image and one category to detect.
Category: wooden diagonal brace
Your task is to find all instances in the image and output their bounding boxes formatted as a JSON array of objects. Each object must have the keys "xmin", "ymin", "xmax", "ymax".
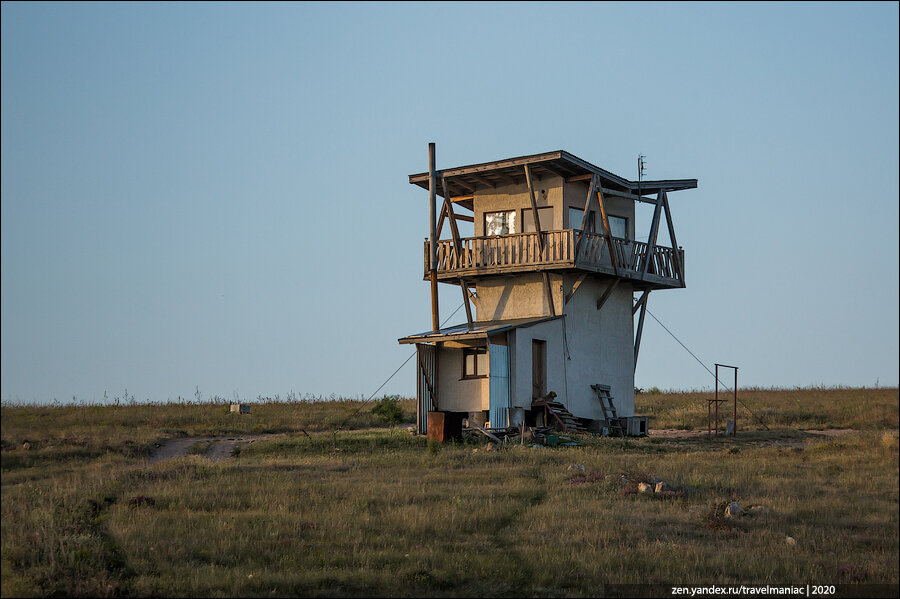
[
  {"xmin": 661, "ymin": 191, "xmax": 684, "ymax": 285},
  {"xmin": 565, "ymin": 273, "xmax": 588, "ymax": 304},
  {"xmin": 595, "ymin": 187, "xmax": 618, "ymax": 276},
  {"xmin": 573, "ymin": 174, "xmax": 597, "ymax": 260},
  {"xmin": 633, "ymin": 292, "xmax": 650, "ymax": 373},
  {"xmin": 641, "ymin": 190, "xmax": 664, "ymax": 280},
  {"xmin": 596, "ymin": 279, "xmax": 619, "ymax": 311},
  {"xmin": 524, "ymin": 164, "xmax": 545, "ymax": 255}
]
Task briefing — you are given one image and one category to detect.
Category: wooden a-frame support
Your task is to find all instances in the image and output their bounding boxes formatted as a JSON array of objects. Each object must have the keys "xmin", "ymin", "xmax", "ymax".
[
  {"xmin": 633, "ymin": 290, "xmax": 650, "ymax": 373},
  {"xmin": 525, "ymin": 163, "xmax": 555, "ymax": 317},
  {"xmin": 442, "ymin": 175, "xmax": 473, "ymax": 329}
]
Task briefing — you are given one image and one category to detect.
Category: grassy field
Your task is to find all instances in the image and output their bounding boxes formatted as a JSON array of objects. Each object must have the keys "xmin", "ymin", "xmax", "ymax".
[{"xmin": 1, "ymin": 388, "xmax": 898, "ymax": 597}]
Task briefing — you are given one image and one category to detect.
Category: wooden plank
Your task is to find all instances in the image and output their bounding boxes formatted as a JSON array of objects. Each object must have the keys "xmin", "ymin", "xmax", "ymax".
[
  {"xmin": 442, "ymin": 176, "xmax": 463, "ymax": 249},
  {"xmin": 595, "ymin": 187, "xmax": 619, "ymax": 276},
  {"xmin": 450, "ymin": 194, "xmax": 474, "ymax": 202},
  {"xmin": 444, "ymin": 175, "xmax": 473, "ymax": 330},
  {"xmin": 436, "ymin": 202, "xmax": 448, "ymax": 238},
  {"xmin": 595, "ymin": 278, "xmax": 619, "ymax": 311},
  {"xmin": 454, "ymin": 213, "xmax": 474, "ymax": 222},
  {"xmin": 632, "ymin": 290, "xmax": 649, "ymax": 315},
  {"xmin": 573, "ymin": 174, "xmax": 597, "ymax": 259},
  {"xmin": 542, "ymin": 272, "xmax": 556, "ymax": 316},
  {"xmin": 633, "ymin": 292, "xmax": 650, "ymax": 373},
  {"xmin": 661, "ymin": 190, "xmax": 684, "ymax": 285},
  {"xmin": 524, "ymin": 164, "xmax": 545, "ymax": 255},
  {"xmin": 640, "ymin": 190, "xmax": 664, "ymax": 280},
  {"xmin": 600, "ymin": 186, "xmax": 657, "ymax": 204},
  {"xmin": 460, "ymin": 277, "xmax": 474, "ymax": 329},
  {"xmin": 566, "ymin": 173, "xmax": 594, "ymax": 182},
  {"xmin": 565, "ymin": 274, "xmax": 588, "ymax": 304}
]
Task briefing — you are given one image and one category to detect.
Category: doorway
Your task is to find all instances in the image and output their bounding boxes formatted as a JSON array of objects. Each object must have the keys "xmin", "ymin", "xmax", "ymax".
[{"xmin": 532, "ymin": 340, "xmax": 546, "ymax": 401}]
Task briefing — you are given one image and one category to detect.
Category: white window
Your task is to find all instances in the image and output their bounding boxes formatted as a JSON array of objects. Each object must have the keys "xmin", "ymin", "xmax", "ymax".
[{"xmin": 484, "ymin": 210, "xmax": 516, "ymax": 236}]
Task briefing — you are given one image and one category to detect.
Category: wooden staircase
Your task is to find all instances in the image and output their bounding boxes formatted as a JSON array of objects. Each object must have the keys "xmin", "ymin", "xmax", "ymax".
[
  {"xmin": 591, "ymin": 384, "xmax": 625, "ymax": 436},
  {"xmin": 532, "ymin": 392, "xmax": 587, "ymax": 434}
]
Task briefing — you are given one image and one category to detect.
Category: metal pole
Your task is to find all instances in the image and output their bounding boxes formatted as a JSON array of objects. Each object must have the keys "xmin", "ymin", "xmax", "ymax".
[
  {"xmin": 715, "ymin": 364, "xmax": 719, "ymax": 436},
  {"xmin": 733, "ymin": 367, "xmax": 738, "ymax": 436},
  {"xmin": 428, "ymin": 143, "xmax": 440, "ymax": 332}
]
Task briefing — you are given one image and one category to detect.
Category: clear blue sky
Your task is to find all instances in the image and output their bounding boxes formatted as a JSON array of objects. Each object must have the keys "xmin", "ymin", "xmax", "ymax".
[{"xmin": 2, "ymin": 2, "xmax": 898, "ymax": 403}]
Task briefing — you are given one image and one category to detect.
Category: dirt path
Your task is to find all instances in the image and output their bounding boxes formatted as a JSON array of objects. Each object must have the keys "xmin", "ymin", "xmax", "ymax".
[
  {"xmin": 649, "ymin": 428, "xmax": 859, "ymax": 439},
  {"xmin": 149, "ymin": 433, "xmax": 286, "ymax": 463}
]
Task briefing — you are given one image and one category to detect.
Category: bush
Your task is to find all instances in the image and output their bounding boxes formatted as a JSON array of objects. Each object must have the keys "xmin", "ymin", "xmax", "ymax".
[{"xmin": 371, "ymin": 396, "xmax": 405, "ymax": 429}]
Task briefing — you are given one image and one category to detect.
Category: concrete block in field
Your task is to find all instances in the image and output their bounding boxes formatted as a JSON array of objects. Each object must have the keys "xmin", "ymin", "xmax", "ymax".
[
  {"xmin": 230, "ymin": 403, "xmax": 250, "ymax": 415},
  {"xmin": 625, "ymin": 416, "xmax": 648, "ymax": 437}
]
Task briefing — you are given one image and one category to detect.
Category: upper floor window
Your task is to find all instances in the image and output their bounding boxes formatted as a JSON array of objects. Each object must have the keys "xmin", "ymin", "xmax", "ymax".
[
  {"xmin": 608, "ymin": 215, "xmax": 628, "ymax": 239},
  {"xmin": 568, "ymin": 207, "xmax": 594, "ymax": 232},
  {"xmin": 484, "ymin": 210, "xmax": 516, "ymax": 236},
  {"xmin": 523, "ymin": 207, "xmax": 555, "ymax": 233}
]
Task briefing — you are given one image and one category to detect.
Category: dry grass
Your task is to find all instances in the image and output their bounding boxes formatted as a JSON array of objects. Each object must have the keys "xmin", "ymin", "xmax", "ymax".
[
  {"xmin": 2, "ymin": 388, "xmax": 898, "ymax": 596},
  {"xmin": 637, "ymin": 386, "xmax": 898, "ymax": 430}
]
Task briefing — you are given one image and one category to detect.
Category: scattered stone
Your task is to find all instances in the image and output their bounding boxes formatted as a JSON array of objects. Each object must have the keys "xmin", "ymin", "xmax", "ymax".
[
  {"xmin": 21, "ymin": 441, "xmax": 31, "ymax": 450},
  {"xmin": 638, "ymin": 482, "xmax": 653, "ymax": 494},
  {"xmin": 654, "ymin": 481, "xmax": 669, "ymax": 493},
  {"xmin": 724, "ymin": 501, "xmax": 743, "ymax": 518},
  {"xmin": 406, "ymin": 426, "xmax": 417, "ymax": 435},
  {"xmin": 785, "ymin": 536, "xmax": 797, "ymax": 546},
  {"xmin": 568, "ymin": 463, "xmax": 585, "ymax": 472}
]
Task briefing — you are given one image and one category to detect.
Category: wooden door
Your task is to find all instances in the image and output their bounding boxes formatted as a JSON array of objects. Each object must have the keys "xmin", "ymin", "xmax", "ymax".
[{"xmin": 532, "ymin": 340, "xmax": 546, "ymax": 400}]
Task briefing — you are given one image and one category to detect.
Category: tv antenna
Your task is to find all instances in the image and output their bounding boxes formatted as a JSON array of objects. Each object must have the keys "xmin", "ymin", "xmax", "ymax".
[{"xmin": 637, "ymin": 154, "xmax": 646, "ymax": 197}]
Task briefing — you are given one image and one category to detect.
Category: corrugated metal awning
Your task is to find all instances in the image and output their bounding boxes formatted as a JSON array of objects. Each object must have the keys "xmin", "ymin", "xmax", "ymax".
[{"xmin": 398, "ymin": 315, "xmax": 563, "ymax": 345}]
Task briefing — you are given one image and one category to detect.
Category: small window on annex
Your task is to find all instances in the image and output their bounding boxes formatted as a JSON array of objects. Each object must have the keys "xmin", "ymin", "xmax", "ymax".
[
  {"xmin": 484, "ymin": 210, "xmax": 516, "ymax": 236},
  {"xmin": 608, "ymin": 215, "xmax": 628, "ymax": 239},
  {"xmin": 462, "ymin": 347, "xmax": 488, "ymax": 379}
]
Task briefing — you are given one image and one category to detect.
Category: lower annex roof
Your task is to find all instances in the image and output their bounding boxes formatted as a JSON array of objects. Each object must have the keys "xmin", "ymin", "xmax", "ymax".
[{"xmin": 398, "ymin": 315, "xmax": 563, "ymax": 345}]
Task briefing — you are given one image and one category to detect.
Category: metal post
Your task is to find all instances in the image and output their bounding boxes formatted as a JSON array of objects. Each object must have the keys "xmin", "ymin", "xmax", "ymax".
[
  {"xmin": 714, "ymin": 364, "xmax": 720, "ymax": 436},
  {"xmin": 428, "ymin": 143, "xmax": 439, "ymax": 332},
  {"xmin": 733, "ymin": 367, "xmax": 738, "ymax": 436}
]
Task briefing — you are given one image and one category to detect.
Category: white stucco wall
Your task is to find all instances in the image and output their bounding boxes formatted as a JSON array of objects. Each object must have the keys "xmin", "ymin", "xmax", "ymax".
[
  {"xmin": 474, "ymin": 273, "xmax": 564, "ymax": 321},
  {"xmin": 561, "ymin": 276, "xmax": 635, "ymax": 419},
  {"xmin": 507, "ymin": 318, "xmax": 567, "ymax": 410},
  {"xmin": 434, "ymin": 345, "xmax": 489, "ymax": 413},
  {"xmin": 474, "ymin": 177, "xmax": 564, "ymax": 236}
]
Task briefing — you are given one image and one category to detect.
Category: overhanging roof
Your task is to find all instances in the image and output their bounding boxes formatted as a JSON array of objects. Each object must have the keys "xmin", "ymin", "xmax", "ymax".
[
  {"xmin": 398, "ymin": 315, "xmax": 563, "ymax": 345},
  {"xmin": 408, "ymin": 150, "xmax": 697, "ymax": 200}
]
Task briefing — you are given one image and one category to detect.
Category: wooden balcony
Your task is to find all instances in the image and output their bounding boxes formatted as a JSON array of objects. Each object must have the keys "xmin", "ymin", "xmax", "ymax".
[{"xmin": 424, "ymin": 230, "xmax": 684, "ymax": 289}]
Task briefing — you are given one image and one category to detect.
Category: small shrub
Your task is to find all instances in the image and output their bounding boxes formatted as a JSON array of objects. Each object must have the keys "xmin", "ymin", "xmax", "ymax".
[{"xmin": 371, "ymin": 396, "xmax": 405, "ymax": 430}]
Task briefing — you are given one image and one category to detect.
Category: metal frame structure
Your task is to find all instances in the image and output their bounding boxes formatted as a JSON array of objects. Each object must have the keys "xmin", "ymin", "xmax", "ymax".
[{"xmin": 708, "ymin": 363, "xmax": 738, "ymax": 437}]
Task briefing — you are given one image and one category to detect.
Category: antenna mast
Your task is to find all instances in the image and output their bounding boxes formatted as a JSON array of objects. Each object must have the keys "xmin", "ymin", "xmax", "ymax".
[{"xmin": 638, "ymin": 154, "xmax": 646, "ymax": 199}]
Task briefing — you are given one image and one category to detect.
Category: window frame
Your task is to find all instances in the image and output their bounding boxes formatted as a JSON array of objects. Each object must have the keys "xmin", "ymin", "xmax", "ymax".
[
  {"xmin": 461, "ymin": 347, "xmax": 488, "ymax": 379},
  {"xmin": 607, "ymin": 215, "xmax": 628, "ymax": 240},
  {"xmin": 568, "ymin": 206, "xmax": 595, "ymax": 232},
  {"xmin": 483, "ymin": 210, "xmax": 516, "ymax": 236}
]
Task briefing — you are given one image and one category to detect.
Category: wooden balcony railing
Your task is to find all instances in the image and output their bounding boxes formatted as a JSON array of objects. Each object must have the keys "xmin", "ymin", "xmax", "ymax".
[{"xmin": 424, "ymin": 229, "xmax": 684, "ymax": 286}]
